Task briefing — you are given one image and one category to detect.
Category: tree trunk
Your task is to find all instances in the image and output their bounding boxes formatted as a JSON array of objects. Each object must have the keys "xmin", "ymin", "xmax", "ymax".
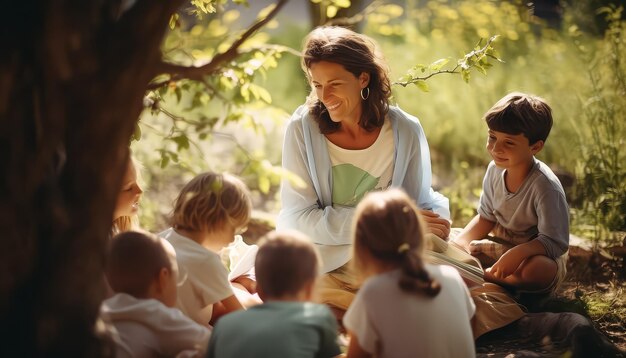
[{"xmin": 0, "ymin": 0, "xmax": 182, "ymax": 355}]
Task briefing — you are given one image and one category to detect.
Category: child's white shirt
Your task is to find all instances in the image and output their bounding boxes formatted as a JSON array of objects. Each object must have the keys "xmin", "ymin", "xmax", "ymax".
[
  {"xmin": 160, "ymin": 228, "xmax": 233, "ymax": 325},
  {"xmin": 343, "ymin": 264, "xmax": 476, "ymax": 358},
  {"xmin": 101, "ymin": 293, "xmax": 211, "ymax": 358}
]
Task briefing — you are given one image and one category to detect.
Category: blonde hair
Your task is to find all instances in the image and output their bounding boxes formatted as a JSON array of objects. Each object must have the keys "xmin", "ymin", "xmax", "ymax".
[
  {"xmin": 112, "ymin": 156, "xmax": 144, "ymax": 234},
  {"xmin": 255, "ymin": 230, "xmax": 320, "ymax": 298},
  {"xmin": 353, "ymin": 189, "xmax": 440, "ymax": 297},
  {"xmin": 170, "ymin": 172, "xmax": 252, "ymax": 233}
]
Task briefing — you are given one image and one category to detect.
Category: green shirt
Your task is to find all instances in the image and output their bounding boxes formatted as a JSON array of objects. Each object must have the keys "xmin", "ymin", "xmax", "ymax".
[{"xmin": 207, "ymin": 301, "xmax": 340, "ymax": 358}]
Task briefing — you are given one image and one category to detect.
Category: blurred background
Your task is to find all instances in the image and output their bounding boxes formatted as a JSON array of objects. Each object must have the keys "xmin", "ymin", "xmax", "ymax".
[{"xmin": 134, "ymin": 0, "xmax": 625, "ymax": 244}]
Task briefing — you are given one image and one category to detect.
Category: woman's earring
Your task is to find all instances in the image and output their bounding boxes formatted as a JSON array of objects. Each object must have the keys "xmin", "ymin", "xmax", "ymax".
[{"xmin": 360, "ymin": 87, "xmax": 370, "ymax": 100}]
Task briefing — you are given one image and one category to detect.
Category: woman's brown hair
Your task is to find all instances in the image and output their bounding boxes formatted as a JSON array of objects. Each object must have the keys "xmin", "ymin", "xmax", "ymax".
[
  {"xmin": 353, "ymin": 188, "xmax": 440, "ymax": 297},
  {"xmin": 302, "ymin": 26, "xmax": 392, "ymax": 134}
]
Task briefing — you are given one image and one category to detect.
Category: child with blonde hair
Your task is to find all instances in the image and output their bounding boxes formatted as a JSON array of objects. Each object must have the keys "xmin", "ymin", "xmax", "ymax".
[
  {"xmin": 102, "ymin": 231, "xmax": 211, "ymax": 357},
  {"xmin": 207, "ymin": 230, "xmax": 341, "ymax": 358},
  {"xmin": 160, "ymin": 172, "xmax": 257, "ymax": 326},
  {"xmin": 344, "ymin": 188, "xmax": 475, "ymax": 358}
]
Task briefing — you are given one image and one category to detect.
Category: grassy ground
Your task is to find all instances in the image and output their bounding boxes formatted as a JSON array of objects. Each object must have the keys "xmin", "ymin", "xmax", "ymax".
[{"xmin": 474, "ymin": 253, "xmax": 625, "ymax": 356}]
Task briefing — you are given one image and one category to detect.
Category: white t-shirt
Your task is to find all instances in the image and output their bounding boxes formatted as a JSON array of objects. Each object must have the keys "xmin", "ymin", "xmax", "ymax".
[
  {"xmin": 160, "ymin": 228, "xmax": 233, "ymax": 325},
  {"xmin": 327, "ymin": 119, "xmax": 394, "ymax": 206},
  {"xmin": 101, "ymin": 293, "xmax": 211, "ymax": 358},
  {"xmin": 343, "ymin": 265, "xmax": 476, "ymax": 358}
]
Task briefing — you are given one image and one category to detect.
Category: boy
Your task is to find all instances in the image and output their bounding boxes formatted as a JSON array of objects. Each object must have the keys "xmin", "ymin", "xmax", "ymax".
[
  {"xmin": 454, "ymin": 92, "xmax": 569, "ymax": 293},
  {"xmin": 206, "ymin": 231, "xmax": 341, "ymax": 358},
  {"xmin": 102, "ymin": 231, "xmax": 211, "ymax": 357}
]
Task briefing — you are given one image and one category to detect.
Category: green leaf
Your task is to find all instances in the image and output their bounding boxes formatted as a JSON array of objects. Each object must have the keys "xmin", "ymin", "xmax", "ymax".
[
  {"xmin": 172, "ymin": 135, "xmax": 190, "ymax": 150},
  {"xmin": 333, "ymin": 0, "xmax": 351, "ymax": 8},
  {"xmin": 131, "ymin": 123, "xmax": 142, "ymax": 141},
  {"xmin": 429, "ymin": 58, "xmax": 449, "ymax": 71},
  {"xmin": 240, "ymin": 84, "xmax": 250, "ymax": 102},
  {"xmin": 461, "ymin": 70, "xmax": 471, "ymax": 83},
  {"xmin": 414, "ymin": 80, "xmax": 429, "ymax": 92},
  {"xmin": 160, "ymin": 154, "xmax": 170, "ymax": 168},
  {"xmin": 474, "ymin": 64, "xmax": 487, "ymax": 75},
  {"xmin": 258, "ymin": 175, "xmax": 270, "ymax": 194},
  {"xmin": 169, "ymin": 14, "xmax": 179, "ymax": 30},
  {"xmin": 326, "ymin": 5, "xmax": 338, "ymax": 18}
]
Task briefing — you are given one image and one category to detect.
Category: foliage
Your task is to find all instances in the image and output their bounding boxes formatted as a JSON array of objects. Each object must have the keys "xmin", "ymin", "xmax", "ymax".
[
  {"xmin": 439, "ymin": 161, "xmax": 484, "ymax": 225},
  {"xmin": 140, "ymin": 1, "xmax": 292, "ymax": 193},
  {"xmin": 396, "ymin": 35, "xmax": 502, "ymax": 91},
  {"xmin": 569, "ymin": 5, "xmax": 626, "ymax": 241},
  {"xmin": 135, "ymin": 0, "xmax": 506, "ymax": 229},
  {"xmin": 133, "ymin": 0, "xmax": 624, "ymax": 241},
  {"xmin": 311, "ymin": 0, "xmax": 352, "ymax": 20}
]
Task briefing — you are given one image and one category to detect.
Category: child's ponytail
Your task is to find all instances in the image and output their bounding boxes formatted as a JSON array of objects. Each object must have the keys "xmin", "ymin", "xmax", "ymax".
[
  {"xmin": 398, "ymin": 247, "xmax": 441, "ymax": 297},
  {"xmin": 352, "ymin": 188, "xmax": 441, "ymax": 298}
]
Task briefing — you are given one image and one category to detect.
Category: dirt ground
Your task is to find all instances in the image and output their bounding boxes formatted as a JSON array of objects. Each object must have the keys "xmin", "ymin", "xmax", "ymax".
[{"xmin": 476, "ymin": 254, "xmax": 625, "ymax": 357}]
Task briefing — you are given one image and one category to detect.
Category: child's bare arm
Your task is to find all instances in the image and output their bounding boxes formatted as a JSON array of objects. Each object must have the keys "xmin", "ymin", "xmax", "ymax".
[
  {"xmin": 231, "ymin": 275, "xmax": 257, "ymax": 293},
  {"xmin": 487, "ymin": 239, "xmax": 546, "ymax": 280},
  {"xmin": 209, "ymin": 294, "xmax": 244, "ymax": 325},
  {"xmin": 453, "ymin": 215, "xmax": 495, "ymax": 252},
  {"xmin": 346, "ymin": 332, "xmax": 372, "ymax": 358}
]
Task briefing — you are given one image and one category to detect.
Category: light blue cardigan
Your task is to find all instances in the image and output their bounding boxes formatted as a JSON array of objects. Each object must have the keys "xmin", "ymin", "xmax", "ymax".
[{"xmin": 277, "ymin": 105, "xmax": 450, "ymax": 273}]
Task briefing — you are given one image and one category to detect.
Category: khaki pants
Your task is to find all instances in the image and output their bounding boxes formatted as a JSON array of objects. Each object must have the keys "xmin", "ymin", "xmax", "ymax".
[{"xmin": 314, "ymin": 263, "xmax": 360, "ymax": 311}]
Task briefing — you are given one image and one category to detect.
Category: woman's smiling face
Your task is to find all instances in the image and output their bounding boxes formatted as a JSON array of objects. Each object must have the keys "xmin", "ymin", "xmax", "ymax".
[
  {"xmin": 113, "ymin": 161, "xmax": 143, "ymax": 220},
  {"xmin": 309, "ymin": 61, "xmax": 369, "ymax": 124}
]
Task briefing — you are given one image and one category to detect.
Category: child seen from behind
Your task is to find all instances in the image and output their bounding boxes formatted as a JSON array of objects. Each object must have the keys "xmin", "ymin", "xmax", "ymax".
[
  {"xmin": 207, "ymin": 230, "xmax": 341, "ymax": 358},
  {"xmin": 344, "ymin": 189, "xmax": 475, "ymax": 358},
  {"xmin": 102, "ymin": 231, "xmax": 211, "ymax": 357}
]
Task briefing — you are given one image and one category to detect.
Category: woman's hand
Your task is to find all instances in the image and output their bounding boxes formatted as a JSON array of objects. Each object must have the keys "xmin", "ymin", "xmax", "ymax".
[{"xmin": 419, "ymin": 210, "xmax": 451, "ymax": 240}]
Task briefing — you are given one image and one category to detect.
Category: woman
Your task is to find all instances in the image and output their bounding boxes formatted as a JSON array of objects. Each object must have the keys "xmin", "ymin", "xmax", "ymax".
[
  {"xmin": 112, "ymin": 156, "xmax": 143, "ymax": 234},
  {"xmin": 277, "ymin": 26, "xmax": 451, "ymax": 311}
]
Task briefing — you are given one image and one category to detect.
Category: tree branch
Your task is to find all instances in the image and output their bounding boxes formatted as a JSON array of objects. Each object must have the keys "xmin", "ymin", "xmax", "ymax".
[
  {"xmin": 154, "ymin": 0, "xmax": 288, "ymax": 81},
  {"xmin": 394, "ymin": 66, "xmax": 460, "ymax": 87}
]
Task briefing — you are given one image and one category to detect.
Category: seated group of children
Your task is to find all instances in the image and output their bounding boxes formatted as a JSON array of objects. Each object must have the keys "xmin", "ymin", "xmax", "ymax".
[{"xmin": 101, "ymin": 92, "xmax": 569, "ymax": 357}]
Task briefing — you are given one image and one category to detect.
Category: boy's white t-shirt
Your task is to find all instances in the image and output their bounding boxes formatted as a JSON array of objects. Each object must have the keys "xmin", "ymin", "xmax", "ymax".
[
  {"xmin": 343, "ymin": 264, "xmax": 476, "ymax": 358},
  {"xmin": 160, "ymin": 228, "xmax": 233, "ymax": 325},
  {"xmin": 327, "ymin": 119, "xmax": 394, "ymax": 206},
  {"xmin": 101, "ymin": 293, "xmax": 211, "ymax": 358}
]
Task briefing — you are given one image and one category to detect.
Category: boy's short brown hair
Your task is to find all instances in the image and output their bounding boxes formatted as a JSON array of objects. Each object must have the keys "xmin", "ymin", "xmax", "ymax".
[
  {"xmin": 170, "ymin": 172, "xmax": 252, "ymax": 233},
  {"xmin": 106, "ymin": 231, "xmax": 172, "ymax": 298},
  {"xmin": 255, "ymin": 230, "xmax": 320, "ymax": 299},
  {"xmin": 484, "ymin": 92, "xmax": 553, "ymax": 144}
]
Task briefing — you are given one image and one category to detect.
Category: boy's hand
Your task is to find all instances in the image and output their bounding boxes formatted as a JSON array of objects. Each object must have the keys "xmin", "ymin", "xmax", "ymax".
[
  {"xmin": 485, "ymin": 247, "xmax": 525, "ymax": 279},
  {"xmin": 451, "ymin": 236, "xmax": 472, "ymax": 253},
  {"xmin": 419, "ymin": 210, "xmax": 451, "ymax": 240},
  {"xmin": 232, "ymin": 275, "xmax": 257, "ymax": 294}
]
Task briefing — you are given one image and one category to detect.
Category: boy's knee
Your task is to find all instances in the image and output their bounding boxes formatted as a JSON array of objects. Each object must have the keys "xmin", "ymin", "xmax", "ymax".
[{"xmin": 519, "ymin": 255, "xmax": 557, "ymax": 282}]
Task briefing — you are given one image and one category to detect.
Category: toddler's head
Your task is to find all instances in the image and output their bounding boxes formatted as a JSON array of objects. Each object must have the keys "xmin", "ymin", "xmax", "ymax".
[
  {"xmin": 106, "ymin": 231, "xmax": 178, "ymax": 307},
  {"xmin": 255, "ymin": 230, "xmax": 320, "ymax": 301},
  {"xmin": 171, "ymin": 172, "xmax": 252, "ymax": 235},
  {"xmin": 353, "ymin": 188, "xmax": 440, "ymax": 297}
]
